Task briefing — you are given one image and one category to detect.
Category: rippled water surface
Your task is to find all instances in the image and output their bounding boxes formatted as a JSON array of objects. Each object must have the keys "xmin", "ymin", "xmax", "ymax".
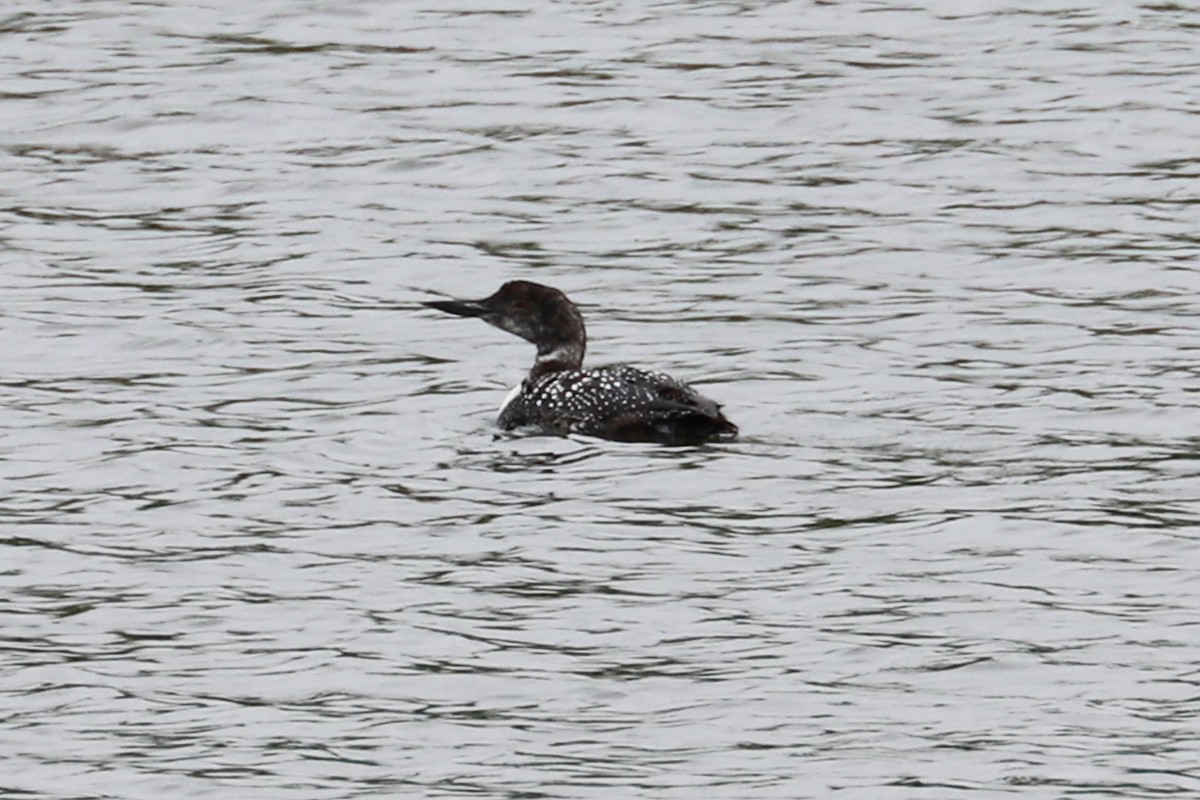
[{"xmin": 3, "ymin": 1, "xmax": 1199, "ymax": 798}]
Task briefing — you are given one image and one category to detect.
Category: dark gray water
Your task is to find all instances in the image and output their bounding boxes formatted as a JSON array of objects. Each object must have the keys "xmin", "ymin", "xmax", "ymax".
[{"xmin": 3, "ymin": 2, "xmax": 1198, "ymax": 798}]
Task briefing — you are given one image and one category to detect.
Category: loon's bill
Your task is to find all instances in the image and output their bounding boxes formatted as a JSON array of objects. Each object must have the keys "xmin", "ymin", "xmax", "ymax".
[{"xmin": 424, "ymin": 280, "xmax": 737, "ymax": 445}]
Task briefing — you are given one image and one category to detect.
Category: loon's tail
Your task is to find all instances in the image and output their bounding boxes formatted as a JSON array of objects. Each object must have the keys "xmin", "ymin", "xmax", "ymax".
[{"xmin": 601, "ymin": 402, "xmax": 738, "ymax": 446}]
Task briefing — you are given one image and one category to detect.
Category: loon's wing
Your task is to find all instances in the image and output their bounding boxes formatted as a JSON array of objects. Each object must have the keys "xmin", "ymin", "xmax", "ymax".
[{"xmin": 575, "ymin": 366, "xmax": 737, "ymax": 444}]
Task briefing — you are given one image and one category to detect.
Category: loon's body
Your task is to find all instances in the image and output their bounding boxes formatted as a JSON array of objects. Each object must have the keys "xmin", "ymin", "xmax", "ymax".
[{"xmin": 424, "ymin": 281, "xmax": 737, "ymax": 445}]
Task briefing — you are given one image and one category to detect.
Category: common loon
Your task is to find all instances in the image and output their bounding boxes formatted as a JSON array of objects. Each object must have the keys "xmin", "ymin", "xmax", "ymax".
[{"xmin": 424, "ymin": 280, "xmax": 738, "ymax": 445}]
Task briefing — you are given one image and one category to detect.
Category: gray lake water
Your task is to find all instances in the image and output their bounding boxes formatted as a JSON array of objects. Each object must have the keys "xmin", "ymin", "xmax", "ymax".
[{"xmin": 2, "ymin": 1, "xmax": 1199, "ymax": 798}]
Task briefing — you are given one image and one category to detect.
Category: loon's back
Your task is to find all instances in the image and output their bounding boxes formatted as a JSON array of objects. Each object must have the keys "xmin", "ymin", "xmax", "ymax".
[
  {"xmin": 424, "ymin": 281, "xmax": 737, "ymax": 446},
  {"xmin": 499, "ymin": 364, "xmax": 737, "ymax": 445}
]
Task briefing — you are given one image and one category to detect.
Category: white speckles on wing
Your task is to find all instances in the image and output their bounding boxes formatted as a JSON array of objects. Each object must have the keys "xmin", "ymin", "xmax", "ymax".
[{"xmin": 496, "ymin": 364, "xmax": 724, "ymax": 441}]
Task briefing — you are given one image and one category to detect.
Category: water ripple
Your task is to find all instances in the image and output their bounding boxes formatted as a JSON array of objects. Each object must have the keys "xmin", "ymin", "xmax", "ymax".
[{"xmin": 2, "ymin": 1, "xmax": 1199, "ymax": 798}]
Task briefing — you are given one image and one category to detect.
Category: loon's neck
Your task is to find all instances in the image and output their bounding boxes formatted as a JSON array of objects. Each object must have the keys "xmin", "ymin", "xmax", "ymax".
[{"xmin": 530, "ymin": 341, "xmax": 584, "ymax": 381}]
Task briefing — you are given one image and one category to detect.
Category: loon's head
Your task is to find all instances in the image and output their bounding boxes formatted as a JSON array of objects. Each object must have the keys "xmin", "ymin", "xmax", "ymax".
[{"xmin": 424, "ymin": 280, "xmax": 587, "ymax": 373}]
